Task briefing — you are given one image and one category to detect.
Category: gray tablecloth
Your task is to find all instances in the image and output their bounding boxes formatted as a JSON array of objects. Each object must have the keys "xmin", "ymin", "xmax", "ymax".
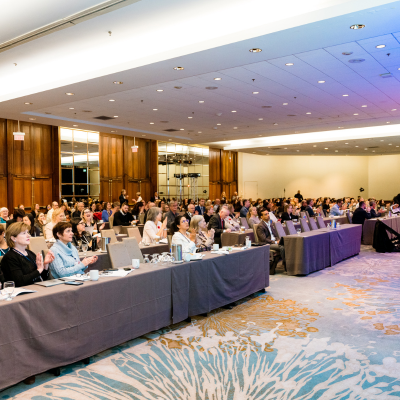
[
  {"xmin": 362, "ymin": 216, "xmax": 400, "ymax": 245},
  {"xmin": 319, "ymin": 225, "xmax": 362, "ymax": 265},
  {"xmin": 221, "ymin": 229, "xmax": 254, "ymax": 246},
  {"xmin": 171, "ymin": 245, "xmax": 270, "ymax": 322},
  {"xmin": 323, "ymin": 216, "xmax": 349, "ymax": 226},
  {"xmin": 283, "ymin": 230, "xmax": 331, "ymax": 276}
]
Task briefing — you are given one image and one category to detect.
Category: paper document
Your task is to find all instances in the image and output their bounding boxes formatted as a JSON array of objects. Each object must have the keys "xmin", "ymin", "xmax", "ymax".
[
  {"xmin": 0, "ymin": 288, "xmax": 37, "ymax": 300},
  {"xmin": 100, "ymin": 269, "xmax": 132, "ymax": 278}
]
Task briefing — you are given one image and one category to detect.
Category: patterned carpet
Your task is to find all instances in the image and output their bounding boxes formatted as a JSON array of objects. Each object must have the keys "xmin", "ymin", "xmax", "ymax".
[{"xmin": 3, "ymin": 245, "xmax": 400, "ymax": 400}]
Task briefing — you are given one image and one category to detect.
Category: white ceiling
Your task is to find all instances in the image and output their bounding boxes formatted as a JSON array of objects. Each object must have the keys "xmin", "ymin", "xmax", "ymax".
[{"xmin": 1, "ymin": 0, "xmax": 400, "ymax": 155}]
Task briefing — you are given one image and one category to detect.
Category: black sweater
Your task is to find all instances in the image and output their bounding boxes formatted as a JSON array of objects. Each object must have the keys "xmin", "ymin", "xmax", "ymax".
[{"xmin": 1, "ymin": 249, "xmax": 49, "ymax": 287}]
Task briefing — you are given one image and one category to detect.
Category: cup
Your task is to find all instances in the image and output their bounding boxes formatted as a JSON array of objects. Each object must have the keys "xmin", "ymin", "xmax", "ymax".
[
  {"xmin": 89, "ymin": 270, "xmax": 99, "ymax": 281},
  {"xmin": 240, "ymin": 226, "xmax": 245, "ymax": 233},
  {"xmin": 132, "ymin": 259, "xmax": 140, "ymax": 269},
  {"xmin": 213, "ymin": 244, "xmax": 219, "ymax": 251},
  {"xmin": 183, "ymin": 253, "xmax": 191, "ymax": 262}
]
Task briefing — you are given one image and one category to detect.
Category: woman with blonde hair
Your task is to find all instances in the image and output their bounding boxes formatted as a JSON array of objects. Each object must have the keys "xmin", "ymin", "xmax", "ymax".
[
  {"xmin": 190, "ymin": 215, "xmax": 214, "ymax": 251},
  {"xmin": 44, "ymin": 208, "xmax": 65, "ymax": 241},
  {"xmin": 246, "ymin": 206, "xmax": 260, "ymax": 228}
]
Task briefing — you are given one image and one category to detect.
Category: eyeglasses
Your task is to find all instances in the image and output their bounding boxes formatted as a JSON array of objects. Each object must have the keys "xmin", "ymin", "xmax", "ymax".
[{"xmin": 182, "ymin": 219, "xmax": 189, "ymax": 223}]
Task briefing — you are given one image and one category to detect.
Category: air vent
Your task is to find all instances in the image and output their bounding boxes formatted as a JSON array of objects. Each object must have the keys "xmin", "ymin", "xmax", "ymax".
[
  {"xmin": 94, "ymin": 116, "xmax": 115, "ymax": 120},
  {"xmin": 174, "ymin": 86, "xmax": 182, "ymax": 89},
  {"xmin": 205, "ymin": 86, "xmax": 218, "ymax": 90},
  {"xmin": 348, "ymin": 58, "xmax": 365, "ymax": 63},
  {"xmin": 164, "ymin": 129, "xmax": 179, "ymax": 132},
  {"xmin": 271, "ymin": 147, "xmax": 283, "ymax": 150},
  {"xmin": 367, "ymin": 146, "xmax": 379, "ymax": 149},
  {"xmin": 287, "ymin": 114, "xmax": 297, "ymax": 117},
  {"xmin": 82, "ymin": 110, "xmax": 92, "ymax": 113},
  {"xmin": 380, "ymin": 73, "xmax": 393, "ymax": 78},
  {"xmin": 262, "ymin": 106, "xmax": 272, "ymax": 108}
]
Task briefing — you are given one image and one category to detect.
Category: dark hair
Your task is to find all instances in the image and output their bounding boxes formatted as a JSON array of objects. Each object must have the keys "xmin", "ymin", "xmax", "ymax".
[
  {"xmin": 169, "ymin": 215, "xmax": 186, "ymax": 236},
  {"xmin": 258, "ymin": 207, "xmax": 268, "ymax": 217},
  {"xmin": 13, "ymin": 209, "xmax": 25, "ymax": 220},
  {"xmin": 359, "ymin": 201, "xmax": 365, "ymax": 208},
  {"xmin": 306, "ymin": 198, "xmax": 313, "ymax": 205},
  {"xmin": 25, "ymin": 213, "xmax": 35, "ymax": 236},
  {"xmin": 337, "ymin": 199, "xmax": 343, "ymax": 205},
  {"xmin": 0, "ymin": 224, "xmax": 5, "ymax": 235},
  {"xmin": 53, "ymin": 222, "xmax": 72, "ymax": 240}
]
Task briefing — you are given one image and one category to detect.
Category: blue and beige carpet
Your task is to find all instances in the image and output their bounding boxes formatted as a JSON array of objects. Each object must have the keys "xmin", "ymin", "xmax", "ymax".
[{"xmin": 3, "ymin": 245, "xmax": 400, "ymax": 399}]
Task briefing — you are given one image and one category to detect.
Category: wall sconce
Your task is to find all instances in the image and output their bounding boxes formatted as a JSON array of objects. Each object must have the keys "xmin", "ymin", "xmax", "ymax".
[
  {"xmin": 131, "ymin": 137, "xmax": 138, "ymax": 153},
  {"xmin": 13, "ymin": 121, "xmax": 25, "ymax": 141}
]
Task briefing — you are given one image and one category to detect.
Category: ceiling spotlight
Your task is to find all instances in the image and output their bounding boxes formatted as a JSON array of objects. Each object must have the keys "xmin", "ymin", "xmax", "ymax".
[
  {"xmin": 233, "ymin": 127, "xmax": 238, "ymax": 129},
  {"xmin": 231, "ymin": 110, "xmax": 237, "ymax": 113},
  {"xmin": 285, "ymin": 63, "xmax": 294, "ymax": 66},
  {"xmin": 249, "ymin": 48, "xmax": 262, "ymax": 53},
  {"xmin": 198, "ymin": 131, "xmax": 202, "ymax": 133},
  {"xmin": 387, "ymin": 121, "xmax": 391, "ymax": 124},
  {"xmin": 283, "ymin": 103, "xmax": 288, "ymax": 105},
  {"xmin": 113, "ymin": 81, "xmax": 123, "ymax": 84},
  {"xmin": 364, "ymin": 148, "xmax": 368, "ymax": 150},
  {"xmin": 306, "ymin": 112, "xmax": 311, "ymax": 115},
  {"xmin": 153, "ymin": 108, "xmax": 158, "ymax": 111},
  {"xmin": 296, "ymin": 150, "xmax": 300, "ymax": 152},
  {"xmin": 109, "ymin": 99, "xmax": 115, "ymax": 102},
  {"xmin": 69, "ymin": 107, "xmax": 74, "ymax": 110},
  {"xmin": 273, "ymin": 123, "xmax": 278, "ymax": 125},
  {"xmin": 318, "ymin": 80, "xmax": 325, "ymax": 83},
  {"xmin": 350, "ymin": 24, "xmax": 365, "ymax": 30},
  {"xmin": 253, "ymin": 92, "xmax": 259, "ymax": 94},
  {"xmin": 284, "ymin": 147, "xmax": 287, "ymax": 149},
  {"xmin": 150, "ymin": 122, "xmax": 154, "ymax": 124},
  {"xmin": 217, "ymin": 123, "xmax": 221, "ymax": 125},
  {"xmin": 353, "ymin": 113, "xmax": 359, "ymax": 115},
  {"xmin": 29, "ymin": 118, "xmax": 36, "ymax": 120},
  {"xmin": 313, "ymin": 145, "xmax": 317, "ymax": 147},
  {"xmin": 362, "ymin": 105, "xmax": 367, "ymax": 107},
  {"xmin": 343, "ymin": 94, "xmax": 349, "ymax": 97},
  {"xmin": 376, "ymin": 44, "xmax": 386, "ymax": 49},
  {"xmin": 111, "ymin": 131, "xmax": 115, "ymax": 132},
  {"xmin": 24, "ymin": 102, "xmax": 32, "ymax": 105},
  {"xmin": 173, "ymin": 66, "xmax": 184, "ymax": 70},
  {"xmin": 391, "ymin": 109, "xmax": 397, "ymax": 111},
  {"xmin": 372, "ymin": 150, "xmax": 376, "ymax": 153},
  {"xmin": 345, "ymin": 143, "xmax": 349, "ymax": 144},
  {"xmin": 389, "ymin": 143, "xmax": 392, "ymax": 145},
  {"xmin": 180, "ymin": 128, "xmax": 184, "ymax": 131},
  {"xmin": 214, "ymin": 77, "xmax": 222, "ymax": 80},
  {"xmin": 199, "ymin": 100, "xmax": 204, "ymax": 103},
  {"xmin": 156, "ymin": 89, "xmax": 164, "ymax": 92},
  {"xmin": 258, "ymin": 118, "xmax": 263, "ymax": 120},
  {"xmin": 188, "ymin": 116, "xmax": 193, "ymax": 119},
  {"xmin": 355, "ymin": 146, "xmax": 359, "ymax": 147},
  {"xmin": 335, "ymin": 150, "xmax": 339, "ymax": 152},
  {"xmin": 114, "ymin": 115, "xmax": 118, "ymax": 118},
  {"xmin": 66, "ymin": 93, "xmax": 74, "ymax": 95},
  {"xmin": 325, "ymin": 148, "xmax": 328, "ymax": 150},
  {"xmin": 73, "ymin": 125, "xmax": 78, "ymax": 127}
]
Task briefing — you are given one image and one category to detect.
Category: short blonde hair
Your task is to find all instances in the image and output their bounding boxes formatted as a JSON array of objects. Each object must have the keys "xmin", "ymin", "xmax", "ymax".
[
  {"xmin": 6, "ymin": 222, "xmax": 31, "ymax": 248},
  {"xmin": 52, "ymin": 207, "xmax": 64, "ymax": 223},
  {"xmin": 190, "ymin": 215, "xmax": 205, "ymax": 232}
]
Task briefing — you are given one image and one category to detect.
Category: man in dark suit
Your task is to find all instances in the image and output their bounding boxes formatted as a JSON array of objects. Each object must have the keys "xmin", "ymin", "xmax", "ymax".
[
  {"xmin": 294, "ymin": 190, "xmax": 303, "ymax": 202},
  {"xmin": 369, "ymin": 201, "xmax": 385, "ymax": 218},
  {"xmin": 184, "ymin": 204, "xmax": 195, "ymax": 226},
  {"xmin": 207, "ymin": 208, "xmax": 231, "ymax": 246},
  {"xmin": 304, "ymin": 199, "xmax": 315, "ymax": 217},
  {"xmin": 352, "ymin": 201, "xmax": 372, "ymax": 225},
  {"xmin": 72, "ymin": 202, "xmax": 84, "ymax": 219},
  {"xmin": 6, "ymin": 209, "xmax": 25, "ymax": 229},
  {"xmin": 256, "ymin": 208, "xmax": 285, "ymax": 275},
  {"xmin": 150, "ymin": 192, "xmax": 159, "ymax": 202},
  {"xmin": 163, "ymin": 201, "xmax": 178, "ymax": 229},
  {"xmin": 113, "ymin": 204, "xmax": 134, "ymax": 226},
  {"xmin": 195, "ymin": 198, "xmax": 206, "ymax": 216}
]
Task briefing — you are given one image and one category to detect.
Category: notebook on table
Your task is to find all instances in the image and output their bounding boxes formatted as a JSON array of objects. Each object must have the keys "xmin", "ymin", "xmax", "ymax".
[{"xmin": 34, "ymin": 279, "xmax": 65, "ymax": 287}]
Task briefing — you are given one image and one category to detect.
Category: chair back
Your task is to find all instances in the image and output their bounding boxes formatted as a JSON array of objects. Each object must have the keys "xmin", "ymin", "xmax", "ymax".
[
  {"xmin": 139, "ymin": 213, "xmax": 145, "ymax": 224},
  {"xmin": 112, "ymin": 225, "xmax": 122, "ymax": 234},
  {"xmin": 240, "ymin": 217, "xmax": 249, "ymax": 229},
  {"xmin": 127, "ymin": 227, "xmax": 142, "ymax": 243},
  {"xmin": 167, "ymin": 235, "xmax": 173, "ymax": 247},
  {"xmin": 346, "ymin": 210, "xmax": 352, "ymax": 224},
  {"xmin": 300, "ymin": 211, "xmax": 307, "ymax": 220},
  {"xmin": 309, "ymin": 218, "xmax": 319, "ymax": 231},
  {"xmin": 273, "ymin": 221, "xmax": 286, "ymax": 240},
  {"xmin": 28, "ymin": 237, "xmax": 49, "ymax": 257},
  {"xmin": 316, "ymin": 216, "xmax": 326, "ymax": 229},
  {"xmin": 108, "ymin": 215, "xmax": 114, "ymax": 228},
  {"xmin": 120, "ymin": 226, "xmax": 131, "ymax": 235},
  {"xmin": 252, "ymin": 224, "xmax": 259, "ymax": 243},
  {"xmin": 101, "ymin": 229, "xmax": 118, "ymax": 244},
  {"xmin": 300, "ymin": 218, "xmax": 310, "ymax": 232},
  {"xmin": 107, "ymin": 241, "xmax": 131, "ymax": 269},
  {"xmin": 305, "ymin": 211, "xmax": 311, "ymax": 220},
  {"xmin": 286, "ymin": 220, "xmax": 297, "ymax": 235},
  {"xmin": 122, "ymin": 237, "xmax": 143, "ymax": 263}
]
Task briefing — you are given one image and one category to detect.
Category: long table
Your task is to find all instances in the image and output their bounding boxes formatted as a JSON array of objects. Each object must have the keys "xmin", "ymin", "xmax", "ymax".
[
  {"xmin": 221, "ymin": 229, "xmax": 254, "ymax": 246},
  {"xmin": 0, "ymin": 246, "xmax": 270, "ymax": 390},
  {"xmin": 362, "ymin": 215, "xmax": 400, "ymax": 245}
]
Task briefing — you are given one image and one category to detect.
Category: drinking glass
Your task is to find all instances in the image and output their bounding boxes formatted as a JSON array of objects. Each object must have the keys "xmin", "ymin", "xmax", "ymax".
[
  {"xmin": 296, "ymin": 229, "xmax": 301, "ymax": 235},
  {"xmin": 143, "ymin": 254, "xmax": 150, "ymax": 263},
  {"xmin": 151, "ymin": 254, "xmax": 160, "ymax": 264},
  {"xmin": 82, "ymin": 243, "xmax": 88, "ymax": 255},
  {"xmin": 4, "ymin": 281, "xmax": 15, "ymax": 301}
]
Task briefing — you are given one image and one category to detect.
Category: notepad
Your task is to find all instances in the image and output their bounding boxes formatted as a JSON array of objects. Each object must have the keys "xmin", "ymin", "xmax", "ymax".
[
  {"xmin": 34, "ymin": 279, "xmax": 65, "ymax": 287},
  {"xmin": 0, "ymin": 288, "xmax": 37, "ymax": 300}
]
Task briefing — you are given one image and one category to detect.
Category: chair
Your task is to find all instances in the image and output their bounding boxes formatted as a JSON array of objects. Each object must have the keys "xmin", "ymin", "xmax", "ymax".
[
  {"xmin": 101, "ymin": 229, "xmax": 118, "ymax": 244},
  {"xmin": 122, "ymin": 237, "xmax": 144, "ymax": 263},
  {"xmin": 346, "ymin": 210, "xmax": 352, "ymax": 224},
  {"xmin": 167, "ymin": 235, "xmax": 172, "ymax": 247},
  {"xmin": 273, "ymin": 222, "xmax": 286, "ymax": 240},
  {"xmin": 240, "ymin": 217, "xmax": 249, "ymax": 229},
  {"xmin": 127, "ymin": 227, "xmax": 142, "ymax": 243},
  {"xmin": 252, "ymin": 224, "xmax": 259, "ymax": 243},
  {"xmin": 300, "ymin": 218, "xmax": 310, "ymax": 232},
  {"xmin": 112, "ymin": 225, "xmax": 122, "ymax": 234},
  {"xmin": 305, "ymin": 211, "xmax": 311, "ymax": 220},
  {"xmin": 28, "ymin": 237, "xmax": 49, "ymax": 257},
  {"xmin": 316, "ymin": 216, "xmax": 326, "ymax": 229},
  {"xmin": 300, "ymin": 212, "xmax": 307, "ymax": 220},
  {"xmin": 108, "ymin": 215, "xmax": 114, "ymax": 228},
  {"xmin": 107, "ymin": 241, "xmax": 131, "ymax": 269},
  {"xmin": 309, "ymin": 218, "xmax": 319, "ymax": 231},
  {"xmin": 139, "ymin": 213, "xmax": 145, "ymax": 224},
  {"xmin": 285, "ymin": 220, "xmax": 297, "ymax": 235}
]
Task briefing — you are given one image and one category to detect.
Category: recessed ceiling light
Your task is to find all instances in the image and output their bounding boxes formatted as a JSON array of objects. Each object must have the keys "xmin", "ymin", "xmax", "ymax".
[
  {"xmin": 335, "ymin": 150, "xmax": 339, "ymax": 152},
  {"xmin": 258, "ymin": 118, "xmax": 263, "ymax": 120},
  {"xmin": 114, "ymin": 115, "xmax": 118, "ymax": 118},
  {"xmin": 150, "ymin": 122, "xmax": 154, "ymax": 124},
  {"xmin": 273, "ymin": 123, "xmax": 278, "ymax": 125},
  {"xmin": 217, "ymin": 123, "xmax": 221, "ymax": 125},
  {"xmin": 355, "ymin": 146, "xmax": 359, "ymax": 147},
  {"xmin": 389, "ymin": 143, "xmax": 392, "ymax": 145},
  {"xmin": 362, "ymin": 105, "xmax": 367, "ymax": 107},
  {"xmin": 313, "ymin": 145, "xmax": 317, "ymax": 147},
  {"xmin": 283, "ymin": 103, "xmax": 288, "ymax": 105},
  {"xmin": 180, "ymin": 128, "xmax": 184, "ymax": 131},
  {"xmin": 24, "ymin": 102, "xmax": 32, "ymax": 105},
  {"xmin": 364, "ymin": 148, "xmax": 368, "ymax": 150},
  {"xmin": 109, "ymin": 99, "xmax": 115, "ymax": 102},
  {"xmin": 73, "ymin": 125, "xmax": 78, "ymax": 127},
  {"xmin": 188, "ymin": 116, "xmax": 193, "ymax": 119},
  {"xmin": 284, "ymin": 147, "xmax": 287, "ymax": 149},
  {"xmin": 285, "ymin": 63, "xmax": 294, "ymax": 66},
  {"xmin": 387, "ymin": 122, "xmax": 391, "ymax": 124},
  {"xmin": 343, "ymin": 94, "xmax": 349, "ymax": 97},
  {"xmin": 397, "ymin": 146, "xmax": 399, "ymax": 147},
  {"xmin": 173, "ymin": 66, "xmax": 184, "ymax": 70},
  {"xmin": 253, "ymin": 92, "xmax": 259, "ymax": 94},
  {"xmin": 318, "ymin": 80, "xmax": 325, "ymax": 83},
  {"xmin": 69, "ymin": 107, "xmax": 74, "ymax": 110},
  {"xmin": 345, "ymin": 143, "xmax": 349, "ymax": 144},
  {"xmin": 214, "ymin": 77, "xmax": 222, "ymax": 81},
  {"xmin": 199, "ymin": 100, "xmax": 204, "ymax": 103},
  {"xmin": 324, "ymin": 148, "xmax": 328, "ymax": 150},
  {"xmin": 249, "ymin": 48, "xmax": 262, "ymax": 53},
  {"xmin": 153, "ymin": 108, "xmax": 158, "ymax": 111},
  {"xmin": 29, "ymin": 118, "xmax": 36, "ymax": 120},
  {"xmin": 233, "ymin": 127, "xmax": 238, "ymax": 129},
  {"xmin": 350, "ymin": 24, "xmax": 365, "ymax": 30},
  {"xmin": 156, "ymin": 89, "xmax": 164, "ymax": 92},
  {"xmin": 306, "ymin": 112, "xmax": 311, "ymax": 115},
  {"xmin": 376, "ymin": 44, "xmax": 386, "ymax": 49},
  {"xmin": 231, "ymin": 110, "xmax": 237, "ymax": 113},
  {"xmin": 66, "ymin": 93, "xmax": 74, "ymax": 95},
  {"xmin": 354, "ymin": 113, "xmax": 359, "ymax": 115},
  {"xmin": 391, "ymin": 109, "xmax": 397, "ymax": 111},
  {"xmin": 296, "ymin": 150, "xmax": 300, "ymax": 152},
  {"xmin": 113, "ymin": 81, "xmax": 123, "ymax": 84}
]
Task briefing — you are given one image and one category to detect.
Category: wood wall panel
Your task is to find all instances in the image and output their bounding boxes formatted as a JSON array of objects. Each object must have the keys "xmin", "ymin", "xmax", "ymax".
[
  {"xmin": 99, "ymin": 133, "xmax": 124, "ymax": 180},
  {"xmin": 0, "ymin": 119, "xmax": 7, "ymax": 177}
]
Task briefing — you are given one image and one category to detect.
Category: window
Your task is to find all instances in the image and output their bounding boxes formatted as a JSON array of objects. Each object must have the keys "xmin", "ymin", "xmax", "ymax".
[{"xmin": 60, "ymin": 128, "xmax": 100, "ymax": 203}]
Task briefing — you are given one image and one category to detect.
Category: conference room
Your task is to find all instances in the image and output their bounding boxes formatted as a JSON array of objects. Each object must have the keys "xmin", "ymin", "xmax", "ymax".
[{"xmin": 1, "ymin": 0, "xmax": 400, "ymax": 398}]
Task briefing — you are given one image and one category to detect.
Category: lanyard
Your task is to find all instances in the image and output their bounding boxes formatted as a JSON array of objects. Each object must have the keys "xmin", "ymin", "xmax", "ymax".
[
  {"xmin": 180, "ymin": 232, "xmax": 190, "ymax": 242},
  {"xmin": 0, "ymin": 248, "xmax": 8, "ymax": 255}
]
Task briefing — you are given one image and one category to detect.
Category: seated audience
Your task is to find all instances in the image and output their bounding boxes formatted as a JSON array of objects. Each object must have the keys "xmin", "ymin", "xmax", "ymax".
[
  {"xmin": 49, "ymin": 222, "xmax": 98, "ymax": 279},
  {"xmin": 204, "ymin": 206, "xmax": 214, "ymax": 224},
  {"xmin": 132, "ymin": 201, "xmax": 145, "ymax": 220},
  {"xmin": 30, "ymin": 203, "xmax": 40, "ymax": 219},
  {"xmin": 304, "ymin": 199, "xmax": 315, "ymax": 217},
  {"xmin": 0, "ymin": 224, "xmax": 10, "ymax": 256},
  {"xmin": 143, "ymin": 207, "xmax": 168, "ymax": 243},
  {"xmin": 119, "ymin": 189, "xmax": 129, "ymax": 205},
  {"xmin": 34, "ymin": 213, "xmax": 46, "ymax": 235},
  {"xmin": 71, "ymin": 202, "xmax": 84, "ymax": 219},
  {"xmin": 352, "ymin": 201, "xmax": 372, "ymax": 225},
  {"xmin": 72, "ymin": 220, "xmax": 95, "ymax": 249},
  {"xmin": 300, "ymin": 200, "xmax": 307, "ymax": 212},
  {"xmin": 46, "ymin": 201, "xmax": 59, "ymax": 223},
  {"xmin": 190, "ymin": 215, "xmax": 214, "ymax": 251},
  {"xmin": 266, "ymin": 202, "xmax": 278, "ymax": 222},
  {"xmin": 81, "ymin": 208, "xmax": 95, "ymax": 227},
  {"xmin": 329, "ymin": 199, "xmax": 347, "ymax": 217},
  {"xmin": 247, "ymin": 206, "xmax": 260, "ymax": 228},
  {"xmin": 113, "ymin": 203, "xmax": 134, "ymax": 226},
  {"xmin": 240, "ymin": 199, "xmax": 250, "ymax": 218},
  {"xmin": 281, "ymin": 204, "xmax": 297, "ymax": 221},
  {"xmin": 0, "ymin": 207, "xmax": 10, "ymax": 223},
  {"xmin": 207, "ymin": 208, "xmax": 231, "ymax": 246},
  {"xmin": 143, "ymin": 202, "xmax": 155, "ymax": 224},
  {"xmin": 213, "ymin": 199, "xmax": 221, "ymax": 213},
  {"xmin": 6, "ymin": 209, "xmax": 25, "ymax": 229},
  {"xmin": 23, "ymin": 214, "xmax": 40, "ymax": 237},
  {"xmin": 170, "ymin": 215, "xmax": 197, "ymax": 253},
  {"xmin": 164, "ymin": 201, "xmax": 178, "ymax": 229},
  {"xmin": 101, "ymin": 202, "xmax": 113, "ymax": 222},
  {"xmin": 44, "ymin": 208, "xmax": 65, "ymax": 241},
  {"xmin": 223, "ymin": 204, "xmax": 240, "ymax": 231},
  {"xmin": 195, "ymin": 198, "xmax": 206, "ymax": 216},
  {"xmin": 369, "ymin": 201, "xmax": 385, "ymax": 218},
  {"xmin": 184, "ymin": 204, "xmax": 196, "ymax": 225},
  {"xmin": 1, "ymin": 222, "xmax": 54, "ymax": 287}
]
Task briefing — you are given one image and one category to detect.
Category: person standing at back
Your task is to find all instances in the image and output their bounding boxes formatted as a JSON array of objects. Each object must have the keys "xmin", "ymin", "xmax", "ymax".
[{"xmin": 294, "ymin": 190, "xmax": 303, "ymax": 202}]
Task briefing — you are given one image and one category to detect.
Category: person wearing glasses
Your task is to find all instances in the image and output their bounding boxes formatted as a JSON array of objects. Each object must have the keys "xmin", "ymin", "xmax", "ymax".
[
  {"xmin": 170, "ymin": 215, "xmax": 197, "ymax": 253},
  {"xmin": 143, "ymin": 207, "xmax": 168, "ymax": 243},
  {"xmin": 1, "ymin": 222, "xmax": 55, "ymax": 287},
  {"xmin": 72, "ymin": 220, "xmax": 94, "ymax": 249}
]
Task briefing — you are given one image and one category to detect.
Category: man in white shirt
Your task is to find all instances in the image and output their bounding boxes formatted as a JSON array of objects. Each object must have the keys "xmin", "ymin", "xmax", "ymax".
[
  {"xmin": 46, "ymin": 201, "xmax": 59, "ymax": 223},
  {"xmin": 330, "ymin": 199, "xmax": 347, "ymax": 217}
]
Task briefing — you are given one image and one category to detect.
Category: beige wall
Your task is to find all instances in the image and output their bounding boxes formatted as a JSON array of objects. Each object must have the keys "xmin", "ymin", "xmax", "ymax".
[{"xmin": 238, "ymin": 153, "xmax": 370, "ymax": 200}]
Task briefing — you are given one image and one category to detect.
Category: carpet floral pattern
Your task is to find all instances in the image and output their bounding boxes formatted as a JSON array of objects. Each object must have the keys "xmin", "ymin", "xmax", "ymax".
[{"xmin": 3, "ymin": 245, "xmax": 400, "ymax": 399}]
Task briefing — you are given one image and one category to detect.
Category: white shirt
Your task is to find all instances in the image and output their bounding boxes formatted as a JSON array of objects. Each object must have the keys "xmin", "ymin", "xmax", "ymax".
[
  {"xmin": 143, "ymin": 220, "xmax": 161, "ymax": 242},
  {"xmin": 46, "ymin": 208, "xmax": 54, "ymax": 223},
  {"xmin": 264, "ymin": 220, "xmax": 276, "ymax": 241},
  {"xmin": 171, "ymin": 231, "xmax": 196, "ymax": 253},
  {"xmin": 44, "ymin": 222, "xmax": 55, "ymax": 241}
]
